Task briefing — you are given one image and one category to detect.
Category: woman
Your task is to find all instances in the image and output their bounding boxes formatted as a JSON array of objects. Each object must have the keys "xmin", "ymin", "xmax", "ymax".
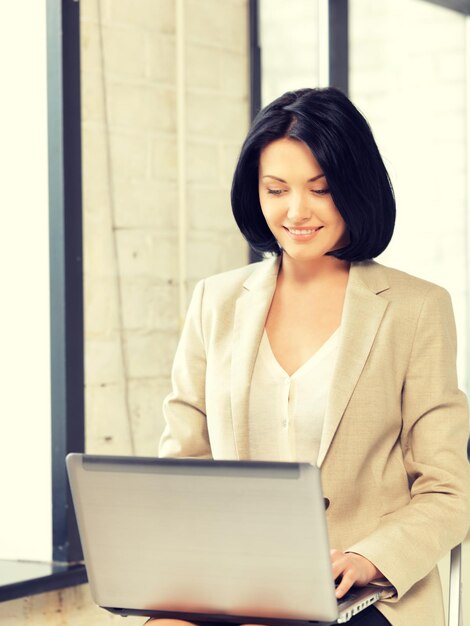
[{"xmin": 157, "ymin": 88, "xmax": 470, "ymax": 626}]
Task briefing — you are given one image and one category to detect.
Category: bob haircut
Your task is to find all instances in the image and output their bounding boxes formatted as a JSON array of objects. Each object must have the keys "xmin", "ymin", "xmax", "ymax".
[{"xmin": 231, "ymin": 87, "xmax": 396, "ymax": 261}]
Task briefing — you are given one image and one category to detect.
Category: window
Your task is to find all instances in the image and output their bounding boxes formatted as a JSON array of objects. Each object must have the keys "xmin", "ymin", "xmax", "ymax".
[{"xmin": 0, "ymin": 0, "xmax": 85, "ymax": 600}]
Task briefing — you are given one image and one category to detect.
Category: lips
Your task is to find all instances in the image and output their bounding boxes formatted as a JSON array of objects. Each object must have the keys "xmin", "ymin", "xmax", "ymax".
[
  {"xmin": 284, "ymin": 226, "xmax": 323, "ymax": 235},
  {"xmin": 284, "ymin": 226, "xmax": 323, "ymax": 237},
  {"xmin": 281, "ymin": 225, "xmax": 324, "ymax": 244}
]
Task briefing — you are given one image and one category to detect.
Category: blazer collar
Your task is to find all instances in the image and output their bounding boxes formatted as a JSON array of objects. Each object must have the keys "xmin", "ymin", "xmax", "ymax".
[
  {"xmin": 317, "ymin": 261, "xmax": 390, "ymax": 466},
  {"xmin": 242, "ymin": 255, "xmax": 281, "ymax": 291},
  {"xmin": 230, "ymin": 257, "xmax": 390, "ymax": 462},
  {"xmin": 230, "ymin": 256, "xmax": 280, "ymax": 459}
]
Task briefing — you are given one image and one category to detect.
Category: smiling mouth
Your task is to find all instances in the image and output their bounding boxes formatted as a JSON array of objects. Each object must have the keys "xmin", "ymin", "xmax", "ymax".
[{"xmin": 284, "ymin": 226, "xmax": 323, "ymax": 235}]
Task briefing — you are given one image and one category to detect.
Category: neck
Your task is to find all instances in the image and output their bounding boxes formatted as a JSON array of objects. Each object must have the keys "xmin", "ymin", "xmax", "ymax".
[{"xmin": 279, "ymin": 253, "xmax": 350, "ymax": 285}]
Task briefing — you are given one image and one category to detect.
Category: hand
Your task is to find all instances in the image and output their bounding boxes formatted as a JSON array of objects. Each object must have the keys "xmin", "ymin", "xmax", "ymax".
[{"xmin": 330, "ymin": 549, "xmax": 382, "ymax": 599}]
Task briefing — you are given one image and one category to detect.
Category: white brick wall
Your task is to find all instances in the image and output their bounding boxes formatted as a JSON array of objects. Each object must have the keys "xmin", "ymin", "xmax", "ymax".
[{"xmin": 81, "ymin": 0, "xmax": 249, "ymax": 463}]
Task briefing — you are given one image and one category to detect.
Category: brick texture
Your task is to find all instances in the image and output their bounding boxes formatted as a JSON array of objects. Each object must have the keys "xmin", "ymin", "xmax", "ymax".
[{"xmin": 81, "ymin": 0, "xmax": 249, "ymax": 467}]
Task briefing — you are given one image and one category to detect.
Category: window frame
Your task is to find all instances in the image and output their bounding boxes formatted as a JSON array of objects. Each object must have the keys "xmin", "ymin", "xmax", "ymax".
[{"xmin": 0, "ymin": 0, "xmax": 86, "ymax": 602}]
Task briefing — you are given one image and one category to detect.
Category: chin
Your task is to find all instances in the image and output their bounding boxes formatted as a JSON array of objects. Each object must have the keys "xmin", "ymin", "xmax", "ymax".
[{"xmin": 283, "ymin": 246, "xmax": 326, "ymax": 262}]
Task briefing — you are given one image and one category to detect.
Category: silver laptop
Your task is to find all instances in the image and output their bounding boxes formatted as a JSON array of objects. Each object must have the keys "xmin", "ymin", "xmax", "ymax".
[{"xmin": 66, "ymin": 454, "xmax": 382, "ymax": 625}]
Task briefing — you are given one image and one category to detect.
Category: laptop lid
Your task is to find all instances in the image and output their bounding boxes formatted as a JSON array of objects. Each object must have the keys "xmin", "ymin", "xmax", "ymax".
[{"xmin": 66, "ymin": 454, "xmax": 373, "ymax": 624}]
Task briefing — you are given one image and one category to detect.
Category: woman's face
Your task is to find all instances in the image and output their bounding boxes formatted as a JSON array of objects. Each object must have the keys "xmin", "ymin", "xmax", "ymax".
[{"xmin": 258, "ymin": 137, "xmax": 348, "ymax": 262}]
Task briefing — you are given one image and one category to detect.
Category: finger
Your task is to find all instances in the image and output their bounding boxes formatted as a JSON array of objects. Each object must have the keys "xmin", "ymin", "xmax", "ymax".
[
  {"xmin": 331, "ymin": 559, "xmax": 346, "ymax": 582},
  {"xmin": 335, "ymin": 570, "xmax": 356, "ymax": 599},
  {"xmin": 331, "ymin": 554, "xmax": 348, "ymax": 581}
]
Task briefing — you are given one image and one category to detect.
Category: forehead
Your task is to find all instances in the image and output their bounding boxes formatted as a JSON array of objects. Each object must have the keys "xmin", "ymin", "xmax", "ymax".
[{"xmin": 259, "ymin": 137, "xmax": 322, "ymax": 177}]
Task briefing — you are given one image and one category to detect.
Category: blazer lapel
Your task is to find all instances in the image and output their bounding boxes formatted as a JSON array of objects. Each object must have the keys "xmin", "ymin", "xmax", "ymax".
[
  {"xmin": 231, "ymin": 256, "xmax": 280, "ymax": 459},
  {"xmin": 317, "ymin": 261, "xmax": 390, "ymax": 467}
]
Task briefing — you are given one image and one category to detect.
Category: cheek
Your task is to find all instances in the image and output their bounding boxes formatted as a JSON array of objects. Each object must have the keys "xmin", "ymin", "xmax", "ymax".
[{"xmin": 337, "ymin": 216, "xmax": 347, "ymax": 233}]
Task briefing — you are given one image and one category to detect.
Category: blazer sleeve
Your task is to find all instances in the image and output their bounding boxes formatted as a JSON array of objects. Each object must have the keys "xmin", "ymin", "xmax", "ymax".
[
  {"xmin": 346, "ymin": 286, "xmax": 470, "ymax": 600},
  {"xmin": 158, "ymin": 279, "xmax": 212, "ymax": 459}
]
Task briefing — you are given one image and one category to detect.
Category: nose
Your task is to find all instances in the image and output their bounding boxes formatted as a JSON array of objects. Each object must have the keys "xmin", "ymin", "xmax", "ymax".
[{"xmin": 286, "ymin": 191, "xmax": 311, "ymax": 223}]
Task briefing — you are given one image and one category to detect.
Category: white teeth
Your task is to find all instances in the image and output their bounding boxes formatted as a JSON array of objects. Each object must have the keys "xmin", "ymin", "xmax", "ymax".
[{"xmin": 289, "ymin": 228, "xmax": 318, "ymax": 235}]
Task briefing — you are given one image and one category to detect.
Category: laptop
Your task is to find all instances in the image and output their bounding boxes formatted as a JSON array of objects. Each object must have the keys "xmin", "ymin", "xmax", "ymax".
[{"xmin": 66, "ymin": 454, "xmax": 382, "ymax": 625}]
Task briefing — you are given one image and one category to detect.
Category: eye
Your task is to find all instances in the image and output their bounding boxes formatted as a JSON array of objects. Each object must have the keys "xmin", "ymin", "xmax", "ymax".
[
  {"xmin": 312, "ymin": 188, "xmax": 330, "ymax": 196},
  {"xmin": 267, "ymin": 189, "xmax": 283, "ymax": 196}
]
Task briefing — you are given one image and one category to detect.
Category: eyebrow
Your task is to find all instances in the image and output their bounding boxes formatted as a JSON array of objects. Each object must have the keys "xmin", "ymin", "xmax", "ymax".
[{"xmin": 262, "ymin": 174, "xmax": 325, "ymax": 183}]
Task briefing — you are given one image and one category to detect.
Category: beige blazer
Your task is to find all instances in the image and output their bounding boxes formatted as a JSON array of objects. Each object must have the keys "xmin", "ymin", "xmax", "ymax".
[{"xmin": 159, "ymin": 256, "xmax": 470, "ymax": 626}]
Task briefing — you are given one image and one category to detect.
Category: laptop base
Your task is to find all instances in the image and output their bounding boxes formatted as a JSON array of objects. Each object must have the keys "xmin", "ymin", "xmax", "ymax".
[{"xmin": 105, "ymin": 606, "xmax": 338, "ymax": 625}]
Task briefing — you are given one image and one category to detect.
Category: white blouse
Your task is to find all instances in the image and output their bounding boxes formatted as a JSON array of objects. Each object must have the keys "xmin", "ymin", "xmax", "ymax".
[{"xmin": 248, "ymin": 327, "xmax": 341, "ymax": 464}]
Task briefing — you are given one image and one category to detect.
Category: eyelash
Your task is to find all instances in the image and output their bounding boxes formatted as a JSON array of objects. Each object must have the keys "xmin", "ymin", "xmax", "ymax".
[{"xmin": 266, "ymin": 189, "xmax": 330, "ymax": 196}]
